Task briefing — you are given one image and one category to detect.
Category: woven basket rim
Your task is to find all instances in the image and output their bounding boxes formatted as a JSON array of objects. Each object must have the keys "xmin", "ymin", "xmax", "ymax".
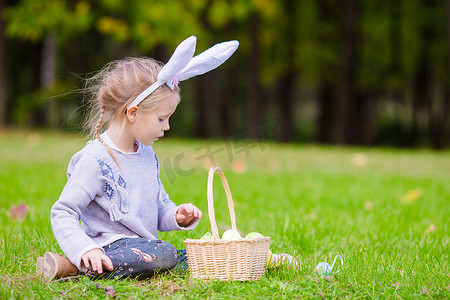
[{"xmin": 184, "ymin": 236, "xmax": 270, "ymax": 245}]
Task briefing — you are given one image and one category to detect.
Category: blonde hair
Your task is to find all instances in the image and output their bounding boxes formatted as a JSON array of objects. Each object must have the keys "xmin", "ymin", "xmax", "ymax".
[{"xmin": 82, "ymin": 57, "xmax": 180, "ymax": 164}]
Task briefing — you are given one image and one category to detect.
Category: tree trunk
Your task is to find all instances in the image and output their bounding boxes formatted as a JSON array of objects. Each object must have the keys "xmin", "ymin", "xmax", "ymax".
[
  {"xmin": 387, "ymin": 0, "xmax": 404, "ymax": 147},
  {"xmin": 316, "ymin": 80, "xmax": 334, "ymax": 143},
  {"xmin": 408, "ymin": 55, "xmax": 428, "ymax": 148},
  {"xmin": 442, "ymin": 0, "xmax": 450, "ymax": 148},
  {"xmin": 40, "ymin": 32, "xmax": 57, "ymax": 127},
  {"xmin": 389, "ymin": 0, "xmax": 402, "ymax": 77},
  {"xmin": 193, "ymin": 0, "xmax": 218, "ymax": 138},
  {"xmin": 194, "ymin": 74, "xmax": 215, "ymax": 138},
  {"xmin": 0, "ymin": 0, "xmax": 9, "ymax": 127},
  {"xmin": 316, "ymin": 1, "xmax": 337, "ymax": 144},
  {"xmin": 246, "ymin": 12, "xmax": 263, "ymax": 139},
  {"xmin": 428, "ymin": 81, "xmax": 450, "ymax": 149},
  {"xmin": 436, "ymin": 88, "xmax": 450, "ymax": 148},
  {"xmin": 408, "ymin": 0, "xmax": 435, "ymax": 148},
  {"xmin": 331, "ymin": 0, "xmax": 360, "ymax": 144},
  {"xmin": 277, "ymin": 69, "xmax": 295, "ymax": 142},
  {"xmin": 276, "ymin": 0, "xmax": 298, "ymax": 142},
  {"xmin": 347, "ymin": 91, "xmax": 368, "ymax": 145},
  {"xmin": 429, "ymin": 0, "xmax": 450, "ymax": 149},
  {"xmin": 218, "ymin": 72, "xmax": 230, "ymax": 138}
]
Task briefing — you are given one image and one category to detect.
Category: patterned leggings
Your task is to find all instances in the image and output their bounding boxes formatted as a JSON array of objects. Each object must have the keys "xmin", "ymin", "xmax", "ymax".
[{"xmin": 98, "ymin": 238, "xmax": 188, "ymax": 279}]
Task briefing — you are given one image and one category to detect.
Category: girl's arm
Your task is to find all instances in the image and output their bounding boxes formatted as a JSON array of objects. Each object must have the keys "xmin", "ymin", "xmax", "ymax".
[
  {"xmin": 51, "ymin": 154, "xmax": 105, "ymax": 270},
  {"xmin": 51, "ymin": 180, "xmax": 104, "ymax": 270},
  {"xmin": 156, "ymin": 181, "xmax": 201, "ymax": 231}
]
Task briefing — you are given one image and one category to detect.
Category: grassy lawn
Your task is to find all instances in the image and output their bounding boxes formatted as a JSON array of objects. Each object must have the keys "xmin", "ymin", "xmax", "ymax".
[{"xmin": 0, "ymin": 130, "xmax": 449, "ymax": 299}]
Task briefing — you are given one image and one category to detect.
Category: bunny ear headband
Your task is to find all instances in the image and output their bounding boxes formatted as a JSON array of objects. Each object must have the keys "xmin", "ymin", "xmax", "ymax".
[{"xmin": 128, "ymin": 36, "xmax": 239, "ymax": 109}]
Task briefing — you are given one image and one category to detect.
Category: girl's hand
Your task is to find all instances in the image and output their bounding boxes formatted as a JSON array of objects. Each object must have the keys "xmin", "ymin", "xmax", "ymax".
[
  {"xmin": 176, "ymin": 203, "xmax": 202, "ymax": 227},
  {"xmin": 81, "ymin": 248, "xmax": 114, "ymax": 274}
]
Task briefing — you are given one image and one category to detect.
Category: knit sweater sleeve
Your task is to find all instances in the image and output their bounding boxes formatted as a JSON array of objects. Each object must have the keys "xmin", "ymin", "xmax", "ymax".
[
  {"xmin": 157, "ymin": 180, "xmax": 199, "ymax": 231},
  {"xmin": 51, "ymin": 151, "xmax": 104, "ymax": 269},
  {"xmin": 153, "ymin": 152, "xmax": 199, "ymax": 232}
]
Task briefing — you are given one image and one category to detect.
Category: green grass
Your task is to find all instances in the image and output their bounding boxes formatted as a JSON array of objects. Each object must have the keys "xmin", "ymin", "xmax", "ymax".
[{"xmin": 1, "ymin": 130, "xmax": 449, "ymax": 299}]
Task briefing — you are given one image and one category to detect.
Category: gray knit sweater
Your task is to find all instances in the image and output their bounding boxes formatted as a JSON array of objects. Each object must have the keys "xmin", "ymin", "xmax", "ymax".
[{"xmin": 51, "ymin": 133, "xmax": 198, "ymax": 270}]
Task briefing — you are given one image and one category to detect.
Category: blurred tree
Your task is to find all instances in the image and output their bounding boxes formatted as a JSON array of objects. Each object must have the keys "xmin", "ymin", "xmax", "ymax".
[
  {"xmin": 407, "ymin": 0, "xmax": 432, "ymax": 147},
  {"xmin": 0, "ymin": 0, "xmax": 9, "ymax": 127},
  {"xmin": 212, "ymin": 0, "xmax": 300, "ymax": 140},
  {"xmin": 334, "ymin": 0, "xmax": 361, "ymax": 144},
  {"xmin": 95, "ymin": 0, "xmax": 206, "ymax": 50},
  {"xmin": 4, "ymin": 0, "xmax": 93, "ymax": 126},
  {"xmin": 1, "ymin": 0, "xmax": 448, "ymax": 148},
  {"xmin": 315, "ymin": 0, "xmax": 348, "ymax": 144},
  {"xmin": 423, "ymin": 0, "xmax": 449, "ymax": 149},
  {"xmin": 274, "ymin": 0, "xmax": 299, "ymax": 141},
  {"xmin": 403, "ymin": 0, "xmax": 449, "ymax": 148},
  {"xmin": 443, "ymin": 0, "xmax": 450, "ymax": 148},
  {"xmin": 192, "ymin": 0, "xmax": 221, "ymax": 138}
]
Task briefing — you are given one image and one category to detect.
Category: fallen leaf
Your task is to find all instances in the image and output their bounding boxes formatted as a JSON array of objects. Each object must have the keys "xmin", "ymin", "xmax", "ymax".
[
  {"xmin": 351, "ymin": 153, "xmax": 368, "ymax": 167},
  {"xmin": 96, "ymin": 284, "xmax": 116, "ymax": 298},
  {"xmin": 364, "ymin": 201, "xmax": 374, "ymax": 210},
  {"xmin": 424, "ymin": 224, "xmax": 436, "ymax": 234},
  {"xmin": 231, "ymin": 159, "xmax": 248, "ymax": 173},
  {"xmin": 401, "ymin": 188, "xmax": 423, "ymax": 204},
  {"xmin": 7, "ymin": 204, "xmax": 29, "ymax": 221},
  {"xmin": 27, "ymin": 133, "xmax": 41, "ymax": 147},
  {"xmin": 304, "ymin": 212, "xmax": 317, "ymax": 220},
  {"xmin": 104, "ymin": 286, "xmax": 116, "ymax": 298}
]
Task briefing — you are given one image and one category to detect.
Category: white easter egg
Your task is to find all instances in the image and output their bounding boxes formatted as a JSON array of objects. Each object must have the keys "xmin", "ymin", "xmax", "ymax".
[{"xmin": 222, "ymin": 229, "xmax": 242, "ymax": 240}]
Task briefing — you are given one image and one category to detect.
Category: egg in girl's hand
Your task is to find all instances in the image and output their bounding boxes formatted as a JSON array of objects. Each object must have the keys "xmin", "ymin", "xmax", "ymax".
[
  {"xmin": 245, "ymin": 232, "xmax": 264, "ymax": 238},
  {"xmin": 222, "ymin": 229, "xmax": 242, "ymax": 240}
]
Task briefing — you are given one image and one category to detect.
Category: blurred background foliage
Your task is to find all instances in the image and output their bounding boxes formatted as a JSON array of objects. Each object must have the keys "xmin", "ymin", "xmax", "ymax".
[{"xmin": 0, "ymin": 0, "xmax": 448, "ymax": 148}]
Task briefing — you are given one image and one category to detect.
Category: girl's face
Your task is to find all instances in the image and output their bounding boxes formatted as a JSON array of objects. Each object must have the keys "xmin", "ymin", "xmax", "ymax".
[{"xmin": 133, "ymin": 94, "xmax": 179, "ymax": 146}]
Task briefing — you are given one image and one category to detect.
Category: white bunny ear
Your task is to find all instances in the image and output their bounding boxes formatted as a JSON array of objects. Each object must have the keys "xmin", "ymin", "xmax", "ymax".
[
  {"xmin": 157, "ymin": 36, "xmax": 197, "ymax": 83},
  {"xmin": 128, "ymin": 36, "xmax": 239, "ymax": 109},
  {"xmin": 128, "ymin": 36, "xmax": 196, "ymax": 108},
  {"xmin": 177, "ymin": 40, "xmax": 239, "ymax": 82}
]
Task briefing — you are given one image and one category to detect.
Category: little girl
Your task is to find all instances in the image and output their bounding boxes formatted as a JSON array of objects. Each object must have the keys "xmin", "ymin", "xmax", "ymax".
[{"xmin": 37, "ymin": 36, "xmax": 240, "ymax": 280}]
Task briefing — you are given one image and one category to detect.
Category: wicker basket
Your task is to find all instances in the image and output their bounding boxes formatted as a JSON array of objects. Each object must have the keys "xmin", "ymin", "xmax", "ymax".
[{"xmin": 184, "ymin": 165, "xmax": 270, "ymax": 281}]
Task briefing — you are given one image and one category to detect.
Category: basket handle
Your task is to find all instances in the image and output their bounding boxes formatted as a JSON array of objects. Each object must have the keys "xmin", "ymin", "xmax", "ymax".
[{"xmin": 207, "ymin": 165, "xmax": 237, "ymax": 239}]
